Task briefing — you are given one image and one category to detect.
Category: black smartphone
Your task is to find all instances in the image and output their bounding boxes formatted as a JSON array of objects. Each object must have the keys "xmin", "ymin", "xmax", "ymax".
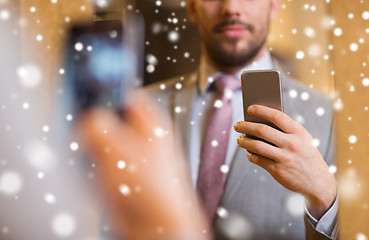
[
  {"xmin": 64, "ymin": 20, "xmax": 139, "ymax": 115},
  {"xmin": 241, "ymin": 69, "xmax": 284, "ymax": 142}
]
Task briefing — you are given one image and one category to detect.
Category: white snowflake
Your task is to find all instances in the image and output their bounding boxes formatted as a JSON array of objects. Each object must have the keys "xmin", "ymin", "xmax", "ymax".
[
  {"xmin": 70, "ymin": 142, "xmax": 79, "ymax": 151},
  {"xmin": 37, "ymin": 172, "xmax": 44, "ymax": 179},
  {"xmin": 293, "ymin": 114, "xmax": 305, "ymax": 125},
  {"xmin": 300, "ymin": 92, "xmax": 309, "ymax": 101},
  {"xmin": 220, "ymin": 165, "xmax": 229, "ymax": 174},
  {"xmin": 308, "ymin": 44, "xmax": 321, "ymax": 57},
  {"xmin": 296, "ymin": 51, "xmax": 305, "ymax": 60},
  {"xmin": 304, "ymin": 27, "xmax": 315, "ymax": 38},
  {"xmin": 286, "ymin": 194, "xmax": 304, "ymax": 216},
  {"xmin": 146, "ymin": 64, "xmax": 155, "ymax": 73},
  {"xmin": 0, "ymin": 10, "xmax": 10, "ymax": 21},
  {"xmin": 316, "ymin": 107, "xmax": 325, "ymax": 116},
  {"xmin": 66, "ymin": 114, "xmax": 73, "ymax": 121},
  {"xmin": 175, "ymin": 106, "xmax": 182, "ymax": 113},
  {"xmin": 22, "ymin": 102, "xmax": 30, "ymax": 109},
  {"xmin": 146, "ymin": 54, "xmax": 158, "ymax": 65},
  {"xmin": 25, "ymin": 141, "xmax": 57, "ymax": 171},
  {"xmin": 362, "ymin": 78, "xmax": 369, "ymax": 87},
  {"xmin": 74, "ymin": 42, "xmax": 83, "ymax": 51},
  {"xmin": 119, "ymin": 184, "xmax": 131, "ymax": 196},
  {"xmin": 348, "ymin": 135, "xmax": 357, "ymax": 144},
  {"xmin": 211, "ymin": 140, "xmax": 218, "ymax": 147},
  {"xmin": 350, "ymin": 43, "xmax": 358, "ymax": 52},
  {"xmin": 117, "ymin": 161, "xmax": 126, "ymax": 169},
  {"xmin": 329, "ymin": 165, "xmax": 337, "ymax": 174},
  {"xmin": 36, "ymin": 34, "xmax": 43, "ymax": 41},
  {"xmin": 52, "ymin": 213, "xmax": 76, "ymax": 237},
  {"xmin": 333, "ymin": 99, "xmax": 343, "ymax": 111},
  {"xmin": 356, "ymin": 233, "xmax": 368, "ymax": 240},
  {"xmin": 0, "ymin": 171, "xmax": 22, "ymax": 196},
  {"xmin": 109, "ymin": 30, "xmax": 118, "ymax": 38},
  {"xmin": 225, "ymin": 89, "xmax": 234, "ymax": 99},
  {"xmin": 17, "ymin": 64, "xmax": 42, "ymax": 88},
  {"xmin": 312, "ymin": 138, "xmax": 320, "ymax": 147},
  {"xmin": 216, "ymin": 207, "xmax": 229, "ymax": 218},
  {"xmin": 152, "ymin": 22, "xmax": 162, "ymax": 34},
  {"xmin": 175, "ymin": 83, "xmax": 182, "ymax": 90},
  {"xmin": 168, "ymin": 31, "xmax": 179, "ymax": 42},
  {"xmin": 289, "ymin": 89, "xmax": 298, "ymax": 98},
  {"xmin": 96, "ymin": 0, "xmax": 108, "ymax": 8},
  {"xmin": 154, "ymin": 127, "xmax": 165, "ymax": 138},
  {"xmin": 42, "ymin": 125, "xmax": 50, "ymax": 132},
  {"xmin": 363, "ymin": 11, "xmax": 369, "ymax": 20},
  {"xmin": 214, "ymin": 100, "xmax": 223, "ymax": 108},
  {"xmin": 44, "ymin": 193, "xmax": 56, "ymax": 204}
]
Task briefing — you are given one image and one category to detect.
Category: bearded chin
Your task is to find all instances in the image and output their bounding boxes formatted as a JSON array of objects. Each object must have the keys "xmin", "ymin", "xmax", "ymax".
[{"xmin": 204, "ymin": 37, "xmax": 266, "ymax": 68}]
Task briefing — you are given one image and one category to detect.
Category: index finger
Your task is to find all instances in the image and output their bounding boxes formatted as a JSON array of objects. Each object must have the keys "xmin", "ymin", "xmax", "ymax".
[{"xmin": 247, "ymin": 105, "xmax": 303, "ymax": 134}]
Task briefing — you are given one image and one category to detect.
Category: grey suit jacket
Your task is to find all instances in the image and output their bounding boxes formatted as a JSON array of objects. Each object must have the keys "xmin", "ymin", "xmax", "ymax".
[{"xmin": 144, "ymin": 63, "xmax": 337, "ymax": 240}]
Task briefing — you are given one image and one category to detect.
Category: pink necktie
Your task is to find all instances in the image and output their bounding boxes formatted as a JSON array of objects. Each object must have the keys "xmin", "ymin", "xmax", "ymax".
[{"xmin": 197, "ymin": 76, "xmax": 241, "ymax": 221}]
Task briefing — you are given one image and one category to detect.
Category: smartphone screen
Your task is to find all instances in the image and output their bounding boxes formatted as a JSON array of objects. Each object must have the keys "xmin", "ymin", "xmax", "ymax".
[
  {"xmin": 64, "ymin": 20, "xmax": 136, "ymax": 115},
  {"xmin": 241, "ymin": 70, "xmax": 284, "ymax": 141}
]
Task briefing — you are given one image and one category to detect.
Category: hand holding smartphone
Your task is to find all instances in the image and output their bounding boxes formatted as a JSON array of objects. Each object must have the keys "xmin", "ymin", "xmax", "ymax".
[{"xmin": 241, "ymin": 70, "xmax": 284, "ymax": 144}]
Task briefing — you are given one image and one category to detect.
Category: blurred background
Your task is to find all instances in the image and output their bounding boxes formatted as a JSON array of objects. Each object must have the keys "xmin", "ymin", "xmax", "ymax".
[{"xmin": 0, "ymin": 0, "xmax": 368, "ymax": 239}]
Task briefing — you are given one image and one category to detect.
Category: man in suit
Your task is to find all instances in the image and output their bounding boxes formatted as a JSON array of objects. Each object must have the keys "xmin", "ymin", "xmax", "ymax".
[{"xmin": 145, "ymin": 0, "xmax": 338, "ymax": 239}]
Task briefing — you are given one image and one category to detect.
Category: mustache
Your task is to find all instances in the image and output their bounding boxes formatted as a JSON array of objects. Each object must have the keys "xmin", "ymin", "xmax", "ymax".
[{"xmin": 212, "ymin": 18, "xmax": 254, "ymax": 33}]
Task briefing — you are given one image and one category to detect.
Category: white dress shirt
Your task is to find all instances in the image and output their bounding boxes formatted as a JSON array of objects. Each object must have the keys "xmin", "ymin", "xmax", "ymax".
[{"xmin": 188, "ymin": 51, "xmax": 338, "ymax": 238}]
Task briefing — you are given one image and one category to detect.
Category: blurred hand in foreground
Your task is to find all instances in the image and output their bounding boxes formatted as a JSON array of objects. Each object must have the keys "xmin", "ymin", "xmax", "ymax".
[{"xmin": 77, "ymin": 94, "xmax": 210, "ymax": 240}]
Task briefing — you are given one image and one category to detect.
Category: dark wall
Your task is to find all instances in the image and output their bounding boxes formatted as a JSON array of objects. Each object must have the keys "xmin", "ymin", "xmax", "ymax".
[{"xmin": 136, "ymin": 0, "xmax": 201, "ymax": 85}]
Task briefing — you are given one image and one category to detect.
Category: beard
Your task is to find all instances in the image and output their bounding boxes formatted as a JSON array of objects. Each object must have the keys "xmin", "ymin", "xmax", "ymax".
[
  {"xmin": 202, "ymin": 18, "xmax": 268, "ymax": 68},
  {"xmin": 204, "ymin": 37, "xmax": 266, "ymax": 67}
]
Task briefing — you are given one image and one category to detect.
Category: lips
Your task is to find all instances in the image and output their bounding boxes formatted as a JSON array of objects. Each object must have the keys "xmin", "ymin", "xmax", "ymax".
[{"xmin": 218, "ymin": 25, "xmax": 247, "ymax": 38}]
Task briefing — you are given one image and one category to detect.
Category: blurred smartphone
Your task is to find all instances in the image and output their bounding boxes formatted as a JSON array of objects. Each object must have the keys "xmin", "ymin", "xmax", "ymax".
[
  {"xmin": 241, "ymin": 70, "xmax": 284, "ymax": 142},
  {"xmin": 64, "ymin": 19, "xmax": 142, "ymax": 116}
]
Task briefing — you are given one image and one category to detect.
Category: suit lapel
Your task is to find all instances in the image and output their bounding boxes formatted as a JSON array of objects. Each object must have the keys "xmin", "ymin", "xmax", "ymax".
[
  {"xmin": 220, "ymin": 145, "xmax": 248, "ymax": 204},
  {"xmin": 172, "ymin": 72, "xmax": 198, "ymax": 159}
]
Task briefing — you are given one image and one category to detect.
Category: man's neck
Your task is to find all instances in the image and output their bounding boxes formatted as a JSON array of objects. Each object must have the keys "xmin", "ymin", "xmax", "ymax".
[{"xmin": 202, "ymin": 45, "xmax": 268, "ymax": 75}]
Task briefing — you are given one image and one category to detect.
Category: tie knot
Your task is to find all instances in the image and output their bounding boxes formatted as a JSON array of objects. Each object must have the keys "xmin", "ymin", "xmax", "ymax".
[{"xmin": 214, "ymin": 76, "xmax": 241, "ymax": 94}]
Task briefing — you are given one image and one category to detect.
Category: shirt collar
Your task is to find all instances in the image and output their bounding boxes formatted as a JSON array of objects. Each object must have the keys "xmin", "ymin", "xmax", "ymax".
[{"xmin": 198, "ymin": 51, "xmax": 275, "ymax": 94}]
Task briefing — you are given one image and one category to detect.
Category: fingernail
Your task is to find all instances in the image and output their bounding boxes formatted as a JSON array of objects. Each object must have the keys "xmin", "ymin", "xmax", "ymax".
[
  {"xmin": 247, "ymin": 152, "xmax": 252, "ymax": 160},
  {"xmin": 248, "ymin": 106, "xmax": 255, "ymax": 114},
  {"xmin": 237, "ymin": 136, "xmax": 242, "ymax": 144},
  {"xmin": 234, "ymin": 122, "xmax": 240, "ymax": 131}
]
